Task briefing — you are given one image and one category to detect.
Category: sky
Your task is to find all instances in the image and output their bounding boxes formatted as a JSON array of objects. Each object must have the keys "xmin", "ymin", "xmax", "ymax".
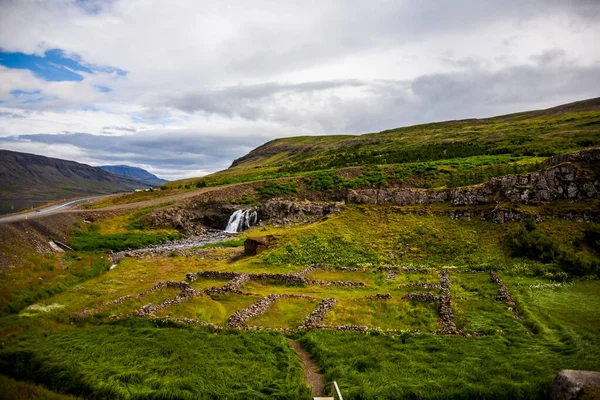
[{"xmin": 0, "ymin": 0, "xmax": 599, "ymax": 181}]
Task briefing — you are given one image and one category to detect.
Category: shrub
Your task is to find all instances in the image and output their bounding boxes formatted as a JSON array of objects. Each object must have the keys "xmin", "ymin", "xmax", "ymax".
[
  {"xmin": 508, "ymin": 221, "xmax": 599, "ymax": 277},
  {"xmin": 255, "ymin": 181, "xmax": 298, "ymax": 198}
]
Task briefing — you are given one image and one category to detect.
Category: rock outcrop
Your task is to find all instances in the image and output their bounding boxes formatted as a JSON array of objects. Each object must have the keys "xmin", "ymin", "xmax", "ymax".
[
  {"xmin": 349, "ymin": 151, "xmax": 600, "ymax": 207},
  {"xmin": 258, "ymin": 199, "xmax": 344, "ymax": 225}
]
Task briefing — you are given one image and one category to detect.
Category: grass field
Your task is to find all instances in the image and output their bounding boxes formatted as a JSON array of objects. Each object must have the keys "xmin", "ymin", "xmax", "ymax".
[{"xmin": 1, "ymin": 202, "xmax": 598, "ymax": 399}]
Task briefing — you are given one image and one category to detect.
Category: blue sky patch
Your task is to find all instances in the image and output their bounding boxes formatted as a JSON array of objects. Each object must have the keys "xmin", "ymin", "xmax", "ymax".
[
  {"xmin": 10, "ymin": 89, "xmax": 41, "ymax": 96},
  {"xmin": 0, "ymin": 48, "xmax": 126, "ymax": 82},
  {"xmin": 94, "ymin": 85, "xmax": 112, "ymax": 92}
]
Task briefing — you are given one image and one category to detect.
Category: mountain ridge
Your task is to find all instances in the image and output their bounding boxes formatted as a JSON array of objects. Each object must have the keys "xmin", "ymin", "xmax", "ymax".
[
  {"xmin": 0, "ymin": 150, "xmax": 146, "ymax": 200},
  {"xmin": 98, "ymin": 165, "xmax": 168, "ymax": 186}
]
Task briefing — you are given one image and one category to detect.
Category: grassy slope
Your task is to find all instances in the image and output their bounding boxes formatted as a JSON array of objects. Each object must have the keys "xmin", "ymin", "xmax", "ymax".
[{"xmin": 164, "ymin": 98, "xmax": 600, "ymax": 189}]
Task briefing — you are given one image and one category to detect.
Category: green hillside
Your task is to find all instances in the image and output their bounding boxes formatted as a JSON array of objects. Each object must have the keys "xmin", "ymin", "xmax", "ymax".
[{"xmin": 165, "ymin": 97, "xmax": 600, "ymax": 189}]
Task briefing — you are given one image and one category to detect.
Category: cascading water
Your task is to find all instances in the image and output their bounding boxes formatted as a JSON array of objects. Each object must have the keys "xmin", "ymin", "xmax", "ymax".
[{"xmin": 225, "ymin": 209, "xmax": 258, "ymax": 233}]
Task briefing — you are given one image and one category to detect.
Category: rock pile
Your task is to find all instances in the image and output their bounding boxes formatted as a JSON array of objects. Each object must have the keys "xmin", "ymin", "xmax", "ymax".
[
  {"xmin": 300, "ymin": 297, "xmax": 337, "ymax": 329},
  {"xmin": 249, "ymin": 272, "xmax": 308, "ymax": 284},
  {"xmin": 292, "ymin": 265, "xmax": 320, "ymax": 276},
  {"xmin": 327, "ymin": 324, "xmax": 369, "ymax": 332},
  {"xmin": 490, "ymin": 270, "xmax": 522, "ymax": 319},
  {"xmin": 111, "ymin": 246, "xmax": 239, "ymax": 263}
]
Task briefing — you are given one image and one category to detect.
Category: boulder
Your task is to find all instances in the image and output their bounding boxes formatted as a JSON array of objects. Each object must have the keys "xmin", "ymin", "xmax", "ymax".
[
  {"xmin": 552, "ymin": 370, "xmax": 600, "ymax": 400},
  {"xmin": 244, "ymin": 235, "xmax": 273, "ymax": 256}
]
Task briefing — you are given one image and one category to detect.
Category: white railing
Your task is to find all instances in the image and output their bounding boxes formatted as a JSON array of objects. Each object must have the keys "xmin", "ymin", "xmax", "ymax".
[{"xmin": 332, "ymin": 382, "xmax": 343, "ymax": 400}]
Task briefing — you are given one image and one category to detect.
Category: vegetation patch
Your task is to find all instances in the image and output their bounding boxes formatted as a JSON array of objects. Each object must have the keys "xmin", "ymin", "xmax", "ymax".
[
  {"xmin": 508, "ymin": 220, "xmax": 600, "ymax": 277},
  {"xmin": 255, "ymin": 180, "xmax": 299, "ymax": 198},
  {"xmin": 264, "ymin": 235, "xmax": 383, "ymax": 268},
  {"xmin": 0, "ymin": 326, "xmax": 311, "ymax": 399},
  {"xmin": 69, "ymin": 224, "xmax": 180, "ymax": 252}
]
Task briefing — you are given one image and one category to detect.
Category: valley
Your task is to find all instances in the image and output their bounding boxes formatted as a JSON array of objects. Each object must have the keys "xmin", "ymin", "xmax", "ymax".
[{"xmin": 0, "ymin": 99, "xmax": 599, "ymax": 399}]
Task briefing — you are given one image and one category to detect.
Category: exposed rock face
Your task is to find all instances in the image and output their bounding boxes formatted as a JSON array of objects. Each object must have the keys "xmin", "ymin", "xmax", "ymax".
[
  {"xmin": 244, "ymin": 235, "xmax": 273, "ymax": 256},
  {"xmin": 349, "ymin": 155, "xmax": 600, "ymax": 207},
  {"xmin": 258, "ymin": 199, "xmax": 344, "ymax": 225},
  {"xmin": 552, "ymin": 370, "xmax": 600, "ymax": 400},
  {"xmin": 145, "ymin": 202, "xmax": 239, "ymax": 233}
]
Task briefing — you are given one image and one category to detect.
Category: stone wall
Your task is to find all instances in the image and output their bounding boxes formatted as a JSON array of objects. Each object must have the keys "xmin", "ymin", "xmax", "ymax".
[
  {"xmin": 490, "ymin": 270, "xmax": 522, "ymax": 319},
  {"xmin": 300, "ymin": 297, "xmax": 337, "ymax": 329},
  {"xmin": 438, "ymin": 270, "xmax": 458, "ymax": 334}
]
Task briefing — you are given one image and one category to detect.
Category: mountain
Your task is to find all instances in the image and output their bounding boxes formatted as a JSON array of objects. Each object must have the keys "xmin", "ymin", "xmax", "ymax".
[
  {"xmin": 163, "ymin": 97, "xmax": 600, "ymax": 189},
  {"xmin": 0, "ymin": 150, "xmax": 146, "ymax": 200},
  {"xmin": 98, "ymin": 165, "xmax": 168, "ymax": 186}
]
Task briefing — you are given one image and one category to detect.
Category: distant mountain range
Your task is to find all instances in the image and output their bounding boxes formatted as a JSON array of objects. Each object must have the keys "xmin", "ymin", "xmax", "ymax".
[
  {"xmin": 99, "ymin": 165, "xmax": 168, "ymax": 186},
  {"xmin": 0, "ymin": 150, "xmax": 157, "ymax": 200}
]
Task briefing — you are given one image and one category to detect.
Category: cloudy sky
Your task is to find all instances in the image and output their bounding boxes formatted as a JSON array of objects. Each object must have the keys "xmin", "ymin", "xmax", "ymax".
[{"xmin": 0, "ymin": 0, "xmax": 599, "ymax": 180}]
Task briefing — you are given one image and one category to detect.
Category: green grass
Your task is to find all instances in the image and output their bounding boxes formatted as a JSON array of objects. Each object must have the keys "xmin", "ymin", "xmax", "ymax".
[
  {"xmin": 68, "ymin": 225, "xmax": 180, "ymax": 252},
  {"xmin": 0, "ymin": 374, "xmax": 79, "ymax": 399},
  {"xmin": 0, "ymin": 324, "xmax": 311, "ymax": 399},
  {"xmin": 162, "ymin": 105, "xmax": 600, "ymax": 189},
  {"xmin": 249, "ymin": 297, "xmax": 320, "ymax": 329},
  {"xmin": 0, "ymin": 252, "xmax": 111, "ymax": 316},
  {"xmin": 300, "ymin": 279, "xmax": 600, "ymax": 399},
  {"xmin": 1, "ymin": 202, "xmax": 598, "ymax": 399}
]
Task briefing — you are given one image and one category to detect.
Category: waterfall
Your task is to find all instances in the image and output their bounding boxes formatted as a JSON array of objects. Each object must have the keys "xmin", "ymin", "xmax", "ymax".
[{"xmin": 225, "ymin": 209, "xmax": 258, "ymax": 233}]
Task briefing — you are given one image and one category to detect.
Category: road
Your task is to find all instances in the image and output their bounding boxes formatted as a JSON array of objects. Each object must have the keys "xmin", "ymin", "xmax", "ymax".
[{"xmin": 0, "ymin": 195, "xmax": 112, "ymax": 224}]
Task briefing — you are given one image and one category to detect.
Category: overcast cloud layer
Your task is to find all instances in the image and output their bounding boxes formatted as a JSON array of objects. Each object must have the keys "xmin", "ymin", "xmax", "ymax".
[{"xmin": 0, "ymin": 0, "xmax": 599, "ymax": 180}]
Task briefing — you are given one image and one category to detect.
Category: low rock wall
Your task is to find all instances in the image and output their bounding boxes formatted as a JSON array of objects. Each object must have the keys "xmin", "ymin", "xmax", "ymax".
[
  {"xmin": 438, "ymin": 270, "xmax": 458, "ymax": 334},
  {"xmin": 490, "ymin": 270, "xmax": 522, "ymax": 319},
  {"xmin": 300, "ymin": 297, "xmax": 337, "ymax": 329}
]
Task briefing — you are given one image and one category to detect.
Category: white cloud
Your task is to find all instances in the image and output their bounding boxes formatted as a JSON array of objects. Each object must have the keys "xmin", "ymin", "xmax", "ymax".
[{"xmin": 0, "ymin": 0, "xmax": 599, "ymax": 179}]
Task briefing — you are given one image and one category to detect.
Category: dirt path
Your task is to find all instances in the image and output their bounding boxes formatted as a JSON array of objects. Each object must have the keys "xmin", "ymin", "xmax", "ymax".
[{"xmin": 289, "ymin": 340, "xmax": 326, "ymax": 397}]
